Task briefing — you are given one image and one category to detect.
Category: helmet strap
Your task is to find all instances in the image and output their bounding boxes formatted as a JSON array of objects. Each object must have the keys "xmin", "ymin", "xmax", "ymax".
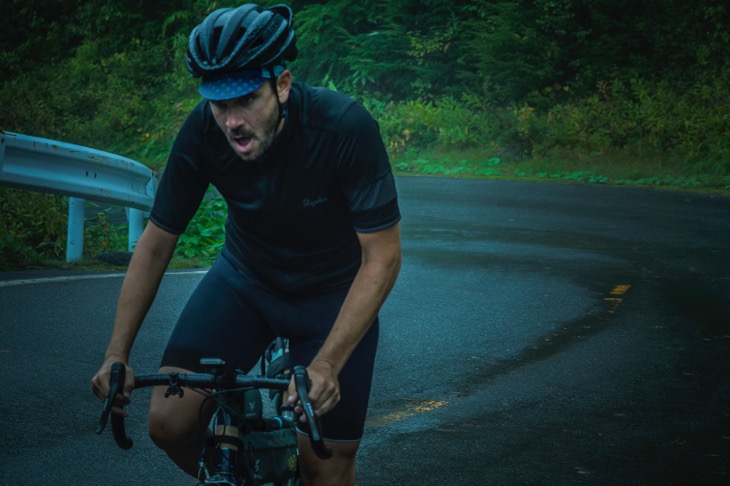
[{"xmin": 267, "ymin": 67, "xmax": 288, "ymax": 121}]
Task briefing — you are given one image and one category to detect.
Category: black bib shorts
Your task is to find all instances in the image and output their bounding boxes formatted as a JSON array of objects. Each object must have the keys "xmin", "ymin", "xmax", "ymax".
[{"xmin": 160, "ymin": 254, "xmax": 379, "ymax": 442}]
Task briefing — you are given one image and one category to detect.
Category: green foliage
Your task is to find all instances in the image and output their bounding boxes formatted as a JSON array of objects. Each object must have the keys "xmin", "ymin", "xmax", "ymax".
[
  {"xmin": 0, "ymin": 0, "xmax": 204, "ymax": 168},
  {"xmin": 391, "ymin": 148, "xmax": 730, "ymax": 192},
  {"xmin": 0, "ymin": 188, "xmax": 68, "ymax": 269},
  {"xmin": 393, "ymin": 153, "xmax": 503, "ymax": 177},
  {"xmin": 83, "ymin": 205, "xmax": 129, "ymax": 257},
  {"xmin": 5, "ymin": 0, "xmax": 730, "ymax": 165},
  {"xmin": 367, "ymin": 94, "xmax": 497, "ymax": 154},
  {"xmin": 291, "ymin": 0, "xmax": 417, "ymax": 98},
  {"xmin": 175, "ymin": 194, "xmax": 227, "ymax": 264},
  {"xmin": 521, "ymin": 70, "xmax": 730, "ymax": 173},
  {"xmin": 3, "ymin": 0, "xmax": 730, "ymax": 267},
  {"xmin": 0, "ymin": 234, "xmax": 43, "ymax": 270}
]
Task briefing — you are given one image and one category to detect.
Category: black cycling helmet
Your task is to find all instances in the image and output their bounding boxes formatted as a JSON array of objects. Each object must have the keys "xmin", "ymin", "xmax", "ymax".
[{"xmin": 185, "ymin": 4, "xmax": 298, "ymax": 78}]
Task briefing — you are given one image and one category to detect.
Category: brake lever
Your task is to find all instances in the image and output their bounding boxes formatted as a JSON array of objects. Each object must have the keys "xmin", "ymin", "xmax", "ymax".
[
  {"xmin": 292, "ymin": 365, "xmax": 333, "ymax": 460},
  {"xmin": 96, "ymin": 362, "xmax": 133, "ymax": 449},
  {"xmin": 96, "ymin": 362, "xmax": 124, "ymax": 435}
]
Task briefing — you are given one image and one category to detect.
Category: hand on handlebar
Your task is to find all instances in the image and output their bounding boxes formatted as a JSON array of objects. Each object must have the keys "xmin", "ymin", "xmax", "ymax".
[
  {"xmin": 287, "ymin": 360, "xmax": 341, "ymax": 421},
  {"xmin": 91, "ymin": 358, "xmax": 135, "ymax": 416},
  {"xmin": 289, "ymin": 365, "xmax": 333, "ymax": 460},
  {"xmin": 95, "ymin": 362, "xmax": 134, "ymax": 449}
]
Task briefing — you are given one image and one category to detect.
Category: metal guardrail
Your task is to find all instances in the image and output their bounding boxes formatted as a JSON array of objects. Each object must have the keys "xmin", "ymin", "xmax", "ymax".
[{"xmin": 0, "ymin": 131, "xmax": 156, "ymax": 262}]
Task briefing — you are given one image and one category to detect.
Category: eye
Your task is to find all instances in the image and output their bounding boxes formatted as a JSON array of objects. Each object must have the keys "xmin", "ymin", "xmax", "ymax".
[
  {"xmin": 240, "ymin": 94, "xmax": 256, "ymax": 107},
  {"xmin": 210, "ymin": 100, "xmax": 228, "ymax": 111}
]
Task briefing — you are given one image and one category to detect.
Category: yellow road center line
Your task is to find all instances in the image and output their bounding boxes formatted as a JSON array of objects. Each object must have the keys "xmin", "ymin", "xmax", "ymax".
[
  {"xmin": 604, "ymin": 284, "xmax": 631, "ymax": 314},
  {"xmin": 368, "ymin": 399, "xmax": 449, "ymax": 426}
]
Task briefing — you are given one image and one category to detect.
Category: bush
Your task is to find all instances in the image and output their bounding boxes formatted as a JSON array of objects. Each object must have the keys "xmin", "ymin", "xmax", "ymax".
[
  {"xmin": 368, "ymin": 94, "xmax": 496, "ymax": 155},
  {"xmin": 174, "ymin": 193, "xmax": 227, "ymax": 264},
  {"xmin": 0, "ymin": 234, "xmax": 43, "ymax": 270},
  {"xmin": 83, "ymin": 205, "xmax": 129, "ymax": 257},
  {"xmin": 487, "ymin": 71, "xmax": 730, "ymax": 174},
  {"xmin": 0, "ymin": 188, "xmax": 68, "ymax": 269}
]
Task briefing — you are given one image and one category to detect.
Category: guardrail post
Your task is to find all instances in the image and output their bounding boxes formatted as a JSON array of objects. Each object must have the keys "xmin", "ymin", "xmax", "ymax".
[
  {"xmin": 1, "ymin": 131, "xmax": 156, "ymax": 264},
  {"xmin": 66, "ymin": 197, "xmax": 85, "ymax": 262},
  {"xmin": 127, "ymin": 207, "xmax": 144, "ymax": 252}
]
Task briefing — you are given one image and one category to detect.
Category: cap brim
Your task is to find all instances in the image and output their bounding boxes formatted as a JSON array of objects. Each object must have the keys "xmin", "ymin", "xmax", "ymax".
[{"xmin": 199, "ymin": 69, "xmax": 266, "ymax": 101}]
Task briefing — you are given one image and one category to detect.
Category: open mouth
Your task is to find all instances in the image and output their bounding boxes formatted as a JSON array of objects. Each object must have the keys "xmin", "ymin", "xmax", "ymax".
[{"xmin": 231, "ymin": 135, "xmax": 254, "ymax": 154}]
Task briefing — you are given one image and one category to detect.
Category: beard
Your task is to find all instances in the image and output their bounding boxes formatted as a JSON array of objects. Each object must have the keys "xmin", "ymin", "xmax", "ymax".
[{"xmin": 227, "ymin": 102, "xmax": 281, "ymax": 163}]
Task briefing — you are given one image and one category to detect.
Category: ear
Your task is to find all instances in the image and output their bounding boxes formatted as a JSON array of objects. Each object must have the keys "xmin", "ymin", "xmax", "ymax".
[{"xmin": 276, "ymin": 70, "xmax": 292, "ymax": 104}]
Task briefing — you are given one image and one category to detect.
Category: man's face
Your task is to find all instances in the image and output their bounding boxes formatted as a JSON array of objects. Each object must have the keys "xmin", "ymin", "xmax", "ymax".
[{"xmin": 209, "ymin": 81, "xmax": 282, "ymax": 162}]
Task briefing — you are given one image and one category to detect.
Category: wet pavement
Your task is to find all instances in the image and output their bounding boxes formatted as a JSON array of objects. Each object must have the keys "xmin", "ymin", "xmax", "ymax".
[
  {"xmin": 1, "ymin": 177, "xmax": 729, "ymax": 485},
  {"xmin": 359, "ymin": 177, "xmax": 730, "ymax": 485}
]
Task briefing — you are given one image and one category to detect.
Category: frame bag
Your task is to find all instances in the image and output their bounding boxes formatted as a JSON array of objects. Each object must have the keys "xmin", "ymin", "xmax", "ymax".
[{"xmin": 242, "ymin": 427, "xmax": 298, "ymax": 483}]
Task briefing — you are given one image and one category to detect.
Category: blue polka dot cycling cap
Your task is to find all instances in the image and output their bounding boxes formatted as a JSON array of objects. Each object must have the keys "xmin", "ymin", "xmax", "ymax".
[{"xmin": 199, "ymin": 65, "xmax": 285, "ymax": 101}]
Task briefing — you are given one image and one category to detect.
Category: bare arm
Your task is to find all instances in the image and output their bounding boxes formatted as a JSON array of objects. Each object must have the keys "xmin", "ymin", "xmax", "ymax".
[
  {"xmin": 296, "ymin": 222, "xmax": 402, "ymax": 416},
  {"xmin": 91, "ymin": 222, "xmax": 179, "ymax": 400}
]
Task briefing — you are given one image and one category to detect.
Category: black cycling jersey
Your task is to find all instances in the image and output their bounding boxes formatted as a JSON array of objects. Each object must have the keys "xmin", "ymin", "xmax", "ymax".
[{"xmin": 150, "ymin": 82, "xmax": 400, "ymax": 294}]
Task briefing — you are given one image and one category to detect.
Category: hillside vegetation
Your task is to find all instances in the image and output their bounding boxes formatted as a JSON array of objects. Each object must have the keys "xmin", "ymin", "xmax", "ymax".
[{"xmin": 2, "ymin": 0, "xmax": 729, "ymax": 268}]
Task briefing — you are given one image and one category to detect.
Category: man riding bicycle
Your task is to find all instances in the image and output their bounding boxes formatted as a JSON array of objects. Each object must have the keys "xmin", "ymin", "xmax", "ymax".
[{"xmin": 90, "ymin": 4, "xmax": 402, "ymax": 485}]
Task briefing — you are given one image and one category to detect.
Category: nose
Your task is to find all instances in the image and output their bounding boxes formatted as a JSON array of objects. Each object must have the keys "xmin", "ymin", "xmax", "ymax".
[{"xmin": 224, "ymin": 106, "xmax": 247, "ymax": 131}]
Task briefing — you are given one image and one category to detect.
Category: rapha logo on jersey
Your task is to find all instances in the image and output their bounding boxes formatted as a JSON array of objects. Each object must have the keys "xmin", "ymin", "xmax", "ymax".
[{"xmin": 303, "ymin": 196, "xmax": 328, "ymax": 208}]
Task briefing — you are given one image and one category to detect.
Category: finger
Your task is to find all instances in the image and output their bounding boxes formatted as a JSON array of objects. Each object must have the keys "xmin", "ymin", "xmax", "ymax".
[
  {"xmin": 287, "ymin": 376, "xmax": 298, "ymax": 405},
  {"xmin": 123, "ymin": 369, "xmax": 135, "ymax": 397},
  {"xmin": 307, "ymin": 378, "xmax": 336, "ymax": 405},
  {"xmin": 313, "ymin": 392, "xmax": 340, "ymax": 417},
  {"xmin": 296, "ymin": 391, "xmax": 338, "ymax": 422},
  {"xmin": 304, "ymin": 376, "xmax": 325, "ymax": 405},
  {"xmin": 111, "ymin": 404, "xmax": 129, "ymax": 417},
  {"xmin": 91, "ymin": 377, "xmax": 108, "ymax": 400}
]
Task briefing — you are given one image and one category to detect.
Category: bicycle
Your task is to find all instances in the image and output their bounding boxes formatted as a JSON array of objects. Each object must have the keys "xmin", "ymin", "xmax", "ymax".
[{"xmin": 96, "ymin": 338, "xmax": 332, "ymax": 485}]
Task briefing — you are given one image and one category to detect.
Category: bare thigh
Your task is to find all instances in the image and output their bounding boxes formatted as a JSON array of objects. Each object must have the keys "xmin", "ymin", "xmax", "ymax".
[{"xmin": 147, "ymin": 366, "xmax": 215, "ymax": 445}]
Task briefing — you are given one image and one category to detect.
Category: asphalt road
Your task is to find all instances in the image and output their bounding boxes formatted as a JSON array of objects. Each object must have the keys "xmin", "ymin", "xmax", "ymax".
[{"xmin": 1, "ymin": 177, "xmax": 729, "ymax": 485}]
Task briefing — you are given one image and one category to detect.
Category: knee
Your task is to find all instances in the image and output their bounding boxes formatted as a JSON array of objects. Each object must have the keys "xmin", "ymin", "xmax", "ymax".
[
  {"xmin": 147, "ymin": 403, "xmax": 181, "ymax": 449},
  {"xmin": 147, "ymin": 397, "xmax": 203, "ymax": 451},
  {"xmin": 299, "ymin": 439, "xmax": 358, "ymax": 486}
]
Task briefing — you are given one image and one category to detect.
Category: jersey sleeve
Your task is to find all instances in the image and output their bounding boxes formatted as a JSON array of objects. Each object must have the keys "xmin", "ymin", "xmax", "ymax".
[
  {"xmin": 336, "ymin": 103, "xmax": 401, "ymax": 233},
  {"xmin": 149, "ymin": 104, "xmax": 210, "ymax": 235}
]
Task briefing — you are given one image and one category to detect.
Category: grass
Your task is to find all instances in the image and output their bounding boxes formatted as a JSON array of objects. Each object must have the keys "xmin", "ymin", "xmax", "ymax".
[{"xmin": 391, "ymin": 147, "xmax": 730, "ymax": 196}]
